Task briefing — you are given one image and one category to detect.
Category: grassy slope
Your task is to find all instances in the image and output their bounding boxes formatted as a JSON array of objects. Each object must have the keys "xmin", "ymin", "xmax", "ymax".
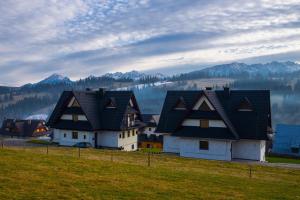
[
  {"xmin": 267, "ymin": 156, "xmax": 300, "ymax": 164},
  {"xmin": 0, "ymin": 147, "xmax": 300, "ymax": 200}
]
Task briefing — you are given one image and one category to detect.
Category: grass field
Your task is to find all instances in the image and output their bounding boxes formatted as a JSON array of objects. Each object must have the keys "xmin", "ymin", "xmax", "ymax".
[
  {"xmin": 267, "ymin": 155, "xmax": 300, "ymax": 164},
  {"xmin": 0, "ymin": 147, "xmax": 300, "ymax": 199}
]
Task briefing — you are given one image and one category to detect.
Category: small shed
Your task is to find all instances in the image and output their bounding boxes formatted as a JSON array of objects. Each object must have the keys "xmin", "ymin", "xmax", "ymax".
[{"xmin": 273, "ymin": 124, "xmax": 300, "ymax": 156}]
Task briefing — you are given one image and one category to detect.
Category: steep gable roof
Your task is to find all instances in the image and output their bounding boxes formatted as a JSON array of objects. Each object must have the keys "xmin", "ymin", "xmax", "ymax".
[
  {"xmin": 156, "ymin": 89, "xmax": 271, "ymax": 140},
  {"xmin": 47, "ymin": 90, "xmax": 141, "ymax": 131},
  {"xmin": 204, "ymin": 91, "xmax": 239, "ymax": 139}
]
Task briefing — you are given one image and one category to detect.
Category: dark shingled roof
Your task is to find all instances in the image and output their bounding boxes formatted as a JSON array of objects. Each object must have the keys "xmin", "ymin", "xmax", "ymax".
[
  {"xmin": 47, "ymin": 89, "xmax": 142, "ymax": 131},
  {"xmin": 156, "ymin": 89, "xmax": 271, "ymax": 140},
  {"xmin": 141, "ymin": 114, "xmax": 159, "ymax": 127}
]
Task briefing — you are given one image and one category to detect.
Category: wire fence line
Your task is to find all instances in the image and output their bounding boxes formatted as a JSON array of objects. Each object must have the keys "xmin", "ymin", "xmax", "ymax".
[
  {"xmin": 0, "ymin": 139, "xmax": 163, "ymax": 167},
  {"xmin": 0, "ymin": 139, "xmax": 273, "ymax": 179}
]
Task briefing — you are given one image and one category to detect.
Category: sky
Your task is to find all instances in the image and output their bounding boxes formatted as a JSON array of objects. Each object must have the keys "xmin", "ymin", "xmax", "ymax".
[{"xmin": 1, "ymin": 0, "xmax": 300, "ymax": 86}]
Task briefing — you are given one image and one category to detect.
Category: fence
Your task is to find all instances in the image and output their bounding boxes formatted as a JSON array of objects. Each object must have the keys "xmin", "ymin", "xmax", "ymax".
[{"xmin": 0, "ymin": 138, "xmax": 263, "ymax": 179}]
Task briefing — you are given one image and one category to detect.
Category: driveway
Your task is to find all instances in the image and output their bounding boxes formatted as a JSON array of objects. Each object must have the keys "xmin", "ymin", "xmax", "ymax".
[{"xmin": 233, "ymin": 159, "xmax": 300, "ymax": 169}]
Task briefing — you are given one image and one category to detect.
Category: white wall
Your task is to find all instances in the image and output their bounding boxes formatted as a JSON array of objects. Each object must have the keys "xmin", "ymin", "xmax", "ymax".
[
  {"xmin": 182, "ymin": 119, "xmax": 226, "ymax": 128},
  {"xmin": 232, "ymin": 140, "xmax": 266, "ymax": 161},
  {"xmin": 53, "ymin": 129, "xmax": 95, "ymax": 147},
  {"xmin": 60, "ymin": 114, "xmax": 87, "ymax": 121},
  {"xmin": 143, "ymin": 126, "xmax": 159, "ymax": 136},
  {"xmin": 97, "ymin": 129, "xmax": 138, "ymax": 151},
  {"xmin": 118, "ymin": 129, "xmax": 138, "ymax": 151},
  {"xmin": 97, "ymin": 131, "xmax": 119, "ymax": 148},
  {"xmin": 163, "ymin": 135, "xmax": 180, "ymax": 153},
  {"xmin": 179, "ymin": 138, "xmax": 232, "ymax": 161}
]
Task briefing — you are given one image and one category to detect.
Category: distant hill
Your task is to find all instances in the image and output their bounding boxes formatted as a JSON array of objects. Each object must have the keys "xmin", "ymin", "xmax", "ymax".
[
  {"xmin": 172, "ymin": 61, "xmax": 300, "ymax": 80},
  {"xmin": 1, "ymin": 61, "xmax": 300, "ymax": 125},
  {"xmin": 202, "ymin": 61, "xmax": 300, "ymax": 76},
  {"xmin": 36, "ymin": 73, "xmax": 72, "ymax": 85}
]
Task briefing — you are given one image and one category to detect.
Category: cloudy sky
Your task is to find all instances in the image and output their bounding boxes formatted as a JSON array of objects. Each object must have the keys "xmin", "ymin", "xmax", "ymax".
[{"xmin": 1, "ymin": 0, "xmax": 300, "ymax": 85}]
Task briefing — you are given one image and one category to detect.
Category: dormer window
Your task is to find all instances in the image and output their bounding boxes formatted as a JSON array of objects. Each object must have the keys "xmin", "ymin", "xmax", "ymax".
[
  {"xmin": 199, "ymin": 101, "xmax": 212, "ymax": 111},
  {"xmin": 174, "ymin": 97, "xmax": 187, "ymax": 110},
  {"xmin": 68, "ymin": 97, "xmax": 80, "ymax": 107},
  {"xmin": 106, "ymin": 97, "xmax": 117, "ymax": 108},
  {"xmin": 192, "ymin": 96, "xmax": 214, "ymax": 111},
  {"xmin": 238, "ymin": 97, "xmax": 253, "ymax": 111},
  {"xmin": 72, "ymin": 99, "xmax": 80, "ymax": 107}
]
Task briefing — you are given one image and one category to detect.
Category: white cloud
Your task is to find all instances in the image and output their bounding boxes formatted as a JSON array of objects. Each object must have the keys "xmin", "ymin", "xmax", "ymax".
[{"xmin": 1, "ymin": 0, "xmax": 300, "ymax": 85}]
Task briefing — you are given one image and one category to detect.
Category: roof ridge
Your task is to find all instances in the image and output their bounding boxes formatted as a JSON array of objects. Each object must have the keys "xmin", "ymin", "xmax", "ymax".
[{"xmin": 203, "ymin": 91, "xmax": 239, "ymax": 139}]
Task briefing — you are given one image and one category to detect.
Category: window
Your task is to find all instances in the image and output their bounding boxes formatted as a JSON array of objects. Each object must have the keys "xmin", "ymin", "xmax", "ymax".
[
  {"xmin": 200, "ymin": 119, "xmax": 209, "ymax": 128},
  {"xmin": 199, "ymin": 141, "xmax": 209, "ymax": 150},
  {"xmin": 72, "ymin": 132, "xmax": 78, "ymax": 139},
  {"xmin": 132, "ymin": 130, "xmax": 135, "ymax": 136},
  {"xmin": 131, "ymin": 144, "xmax": 134, "ymax": 150},
  {"xmin": 72, "ymin": 99, "xmax": 80, "ymax": 107},
  {"xmin": 83, "ymin": 135, "xmax": 86, "ymax": 139},
  {"xmin": 199, "ymin": 101, "xmax": 212, "ymax": 111},
  {"xmin": 291, "ymin": 147, "xmax": 299, "ymax": 154},
  {"xmin": 149, "ymin": 127, "xmax": 152, "ymax": 131},
  {"xmin": 127, "ymin": 131, "xmax": 130, "ymax": 137},
  {"xmin": 119, "ymin": 133, "xmax": 122, "ymax": 138},
  {"xmin": 122, "ymin": 132, "xmax": 125, "ymax": 138},
  {"xmin": 106, "ymin": 97, "xmax": 117, "ymax": 108},
  {"xmin": 64, "ymin": 133, "xmax": 66, "ymax": 138},
  {"xmin": 174, "ymin": 97, "xmax": 186, "ymax": 110},
  {"xmin": 238, "ymin": 98, "xmax": 253, "ymax": 111},
  {"xmin": 72, "ymin": 114, "xmax": 78, "ymax": 122}
]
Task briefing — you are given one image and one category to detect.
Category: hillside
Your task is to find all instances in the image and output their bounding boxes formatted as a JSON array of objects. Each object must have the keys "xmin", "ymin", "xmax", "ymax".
[
  {"xmin": 0, "ymin": 147, "xmax": 300, "ymax": 199},
  {"xmin": 1, "ymin": 61, "xmax": 300, "ymax": 125}
]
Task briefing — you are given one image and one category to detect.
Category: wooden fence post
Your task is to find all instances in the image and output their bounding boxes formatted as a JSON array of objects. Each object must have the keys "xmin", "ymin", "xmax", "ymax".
[
  {"xmin": 1, "ymin": 139, "xmax": 3, "ymax": 149},
  {"xmin": 147, "ymin": 152, "xmax": 151, "ymax": 167},
  {"xmin": 111, "ymin": 150, "xmax": 113, "ymax": 162},
  {"xmin": 78, "ymin": 147, "xmax": 81, "ymax": 158},
  {"xmin": 249, "ymin": 166, "xmax": 252, "ymax": 178},
  {"xmin": 46, "ymin": 145, "xmax": 49, "ymax": 155}
]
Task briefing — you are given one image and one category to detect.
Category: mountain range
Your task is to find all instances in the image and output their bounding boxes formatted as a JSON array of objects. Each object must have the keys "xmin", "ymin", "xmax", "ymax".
[
  {"xmin": 199, "ymin": 61, "xmax": 300, "ymax": 77},
  {"xmin": 27, "ymin": 61, "xmax": 300, "ymax": 87},
  {"xmin": 1, "ymin": 61, "xmax": 300, "ymax": 124}
]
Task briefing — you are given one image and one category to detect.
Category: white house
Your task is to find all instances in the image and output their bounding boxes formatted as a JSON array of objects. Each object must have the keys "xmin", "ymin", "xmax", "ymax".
[
  {"xmin": 141, "ymin": 114, "xmax": 160, "ymax": 136},
  {"xmin": 156, "ymin": 88, "xmax": 272, "ymax": 161},
  {"xmin": 48, "ymin": 88, "xmax": 143, "ymax": 151}
]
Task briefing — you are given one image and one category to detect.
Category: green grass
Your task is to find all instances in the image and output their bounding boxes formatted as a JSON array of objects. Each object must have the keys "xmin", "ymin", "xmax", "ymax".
[
  {"xmin": 267, "ymin": 156, "xmax": 300, "ymax": 164},
  {"xmin": 0, "ymin": 147, "xmax": 300, "ymax": 199}
]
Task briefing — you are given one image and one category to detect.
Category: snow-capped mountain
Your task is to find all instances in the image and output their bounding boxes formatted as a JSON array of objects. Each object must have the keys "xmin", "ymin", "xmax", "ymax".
[
  {"xmin": 199, "ymin": 61, "xmax": 300, "ymax": 76},
  {"xmin": 36, "ymin": 73, "xmax": 72, "ymax": 85},
  {"xmin": 103, "ymin": 70, "xmax": 166, "ymax": 80},
  {"xmin": 103, "ymin": 70, "xmax": 146, "ymax": 80}
]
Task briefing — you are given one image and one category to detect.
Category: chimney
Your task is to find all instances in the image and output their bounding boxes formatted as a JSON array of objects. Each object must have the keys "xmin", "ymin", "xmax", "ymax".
[
  {"xmin": 205, "ymin": 87, "xmax": 212, "ymax": 90},
  {"xmin": 223, "ymin": 87, "xmax": 230, "ymax": 97},
  {"xmin": 98, "ymin": 88, "xmax": 106, "ymax": 96}
]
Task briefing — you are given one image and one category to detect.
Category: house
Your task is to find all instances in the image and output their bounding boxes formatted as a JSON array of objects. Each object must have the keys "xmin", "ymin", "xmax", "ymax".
[
  {"xmin": 138, "ymin": 114, "xmax": 163, "ymax": 149},
  {"xmin": 47, "ymin": 88, "xmax": 143, "ymax": 151},
  {"xmin": 156, "ymin": 88, "xmax": 272, "ymax": 161},
  {"xmin": 272, "ymin": 124, "xmax": 300, "ymax": 156},
  {"xmin": 0, "ymin": 119, "xmax": 49, "ymax": 137},
  {"xmin": 141, "ymin": 114, "xmax": 160, "ymax": 136}
]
